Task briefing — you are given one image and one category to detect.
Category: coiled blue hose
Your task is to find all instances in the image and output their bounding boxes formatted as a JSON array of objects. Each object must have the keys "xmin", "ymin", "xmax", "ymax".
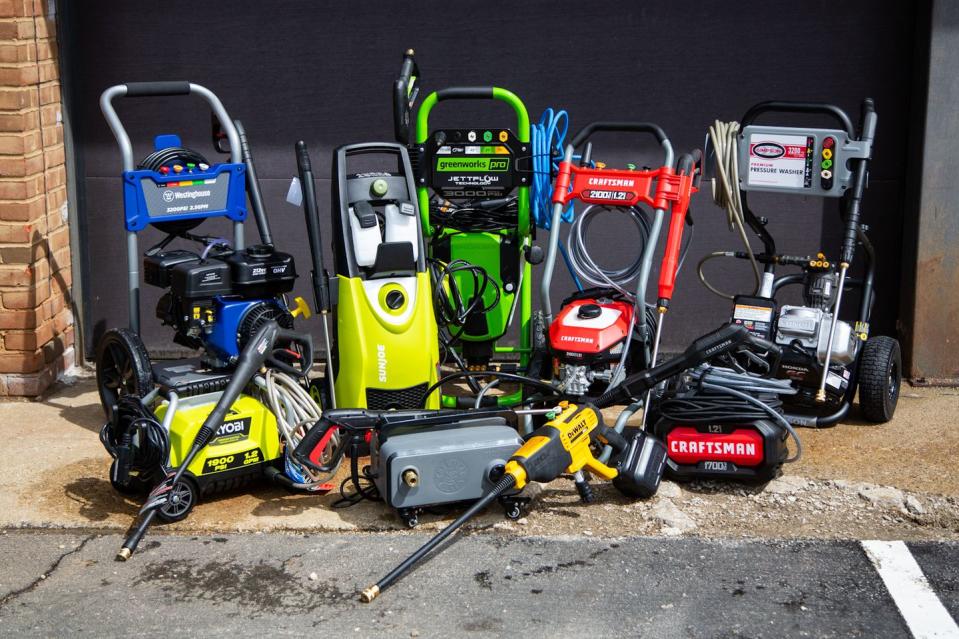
[{"xmin": 532, "ymin": 108, "xmax": 582, "ymax": 289}]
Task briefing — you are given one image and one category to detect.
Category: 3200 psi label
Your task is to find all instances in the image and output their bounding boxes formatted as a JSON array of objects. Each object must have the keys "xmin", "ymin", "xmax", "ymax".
[{"xmin": 746, "ymin": 133, "xmax": 814, "ymax": 190}]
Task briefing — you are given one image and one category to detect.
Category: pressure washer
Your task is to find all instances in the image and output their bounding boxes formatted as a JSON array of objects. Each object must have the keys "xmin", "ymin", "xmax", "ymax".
[
  {"xmin": 94, "ymin": 82, "xmax": 310, "ymax": 418},
  {"xmin": 696, "ymin": 99, "xmax": 901, "ymax": 427},
  {"xmin": 394, "ymin": 50, "xmax": 539, "ymax": 407},
  {"xmin": 322, "ymin": 141, "xmax": 440, "ymax": 410},
  {"xmin": 112, "ymin": 320, "xmax": 326, "ymax": 559},
  {"xmin": 356, "ymin": 322, "xmax": 784, "ymax": 602},
  {"xmin": 540, "ymin": 122, "xmax": 701, "ymax": 404},
  {"xmin": 93, "ymin": 84, "xmax": 343, "ymax": 558}
]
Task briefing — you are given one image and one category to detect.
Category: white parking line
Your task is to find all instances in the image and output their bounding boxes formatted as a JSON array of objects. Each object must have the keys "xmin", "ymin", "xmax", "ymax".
[{"xmin": 862, "ymin": 540, "xmax": 959, "ymax": 639}]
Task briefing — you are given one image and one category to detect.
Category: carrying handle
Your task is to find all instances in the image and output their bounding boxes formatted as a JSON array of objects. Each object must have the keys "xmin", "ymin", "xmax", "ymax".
[
  {"xmin": 393, "ymin": 49, "xmax": 420, "ymax": 145},
  {"xmin": 99, "ymin": 81, "xmax": 241, "ymax": 171},
  {"xmin": 740, "ymin": 101, "xmax": 856, "ymax": 138},
  {"xmin": 570, "ymin": 121, "xmax": 669, "ymax": 149},
  {"xmin": 123, "ymin": 81, "xmax": 191, "ymax": 97},
  {"xmin": 414, "ymin": 86, "xmax": 530, "ymax": 145},
  {"xmin": 568, "ymin": 122, "xmax": 673, "ymax": 169}
]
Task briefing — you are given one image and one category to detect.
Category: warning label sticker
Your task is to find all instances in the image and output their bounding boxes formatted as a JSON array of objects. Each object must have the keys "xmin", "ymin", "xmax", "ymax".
[{"xmin": 746, "ymin": 133, "xmax": 814, "ymax": 190}]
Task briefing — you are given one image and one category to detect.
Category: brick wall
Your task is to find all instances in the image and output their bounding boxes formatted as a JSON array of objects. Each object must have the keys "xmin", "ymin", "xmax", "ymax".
[{"xmin": 0, "ymin": 0, "xmax": 73, "ymax": 396}]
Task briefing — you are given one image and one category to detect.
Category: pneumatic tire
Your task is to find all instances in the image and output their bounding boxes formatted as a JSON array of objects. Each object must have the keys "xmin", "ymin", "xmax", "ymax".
[{"xmin": 858, "ymin": 336, "xmax": 902, "ymax": 423}]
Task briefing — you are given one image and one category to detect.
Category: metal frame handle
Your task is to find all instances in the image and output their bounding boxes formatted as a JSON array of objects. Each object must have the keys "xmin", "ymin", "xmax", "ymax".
[{"xmin": 99, "ymin": 82, "xmax": 241, "ymax": 172}]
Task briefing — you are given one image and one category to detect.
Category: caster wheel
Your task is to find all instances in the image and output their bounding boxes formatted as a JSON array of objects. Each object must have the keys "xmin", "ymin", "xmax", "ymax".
[
  {"xmin": 155, "ymin": 477, "xmax": 198, "ymax": 523},
  {"xmin": 108, "ymin": 460, "xmax": 150, "ymax": 496},
  {"xmin": 858, "ymin": 336, "xmax": 902, "ymax": 423},
  {"xmin": 398, "ymin": 509, "xmax": 418, "ymax": 528},
  {"xmin": 504, "ymin": 505, "xmax": 522, "ymax": 520},
  {"xmin": 96, "ymin": 328, "xmax": 153, "ymax": 420}
]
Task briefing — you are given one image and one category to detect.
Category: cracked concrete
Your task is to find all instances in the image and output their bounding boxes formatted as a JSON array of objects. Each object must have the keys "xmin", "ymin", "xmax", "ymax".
[{"xmin": 0, "ymin": 533, "xmax": 94, "ymax": 609}]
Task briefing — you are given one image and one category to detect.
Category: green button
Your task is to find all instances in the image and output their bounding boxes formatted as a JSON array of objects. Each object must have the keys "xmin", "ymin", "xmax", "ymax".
[{"xmin": 371, "ymin": 178, "xmax": 389, "ymax": 197}]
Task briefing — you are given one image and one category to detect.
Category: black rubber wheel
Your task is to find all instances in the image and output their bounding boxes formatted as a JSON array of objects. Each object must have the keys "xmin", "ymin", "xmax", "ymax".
[
  {"xmin": 858, "ymin": 336, "xmax": 902, "ymax": 423},
  {"xmin": 96, "ymin": 328, "xmax": 153, "ymax": 420},
  {"xmin": 155, "ymin": 476, "xmax": 199, "ymax": 523},
  {"xmin": 108, "ymin": 460, "xmax": 151, "ymax": 496}
]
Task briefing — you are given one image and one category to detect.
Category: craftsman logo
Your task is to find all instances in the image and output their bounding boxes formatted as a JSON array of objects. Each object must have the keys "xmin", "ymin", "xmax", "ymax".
[
  {"xmin": 560, "ymin": 335, "xmax": 593, "ymax": 343},
  {"xmin": 162, "ymin": 190, "xmax": 175, "ymax": 202},
  {"xmin": 666, "ymin": 427, "xmax": 763, "ymax": 466},
  {"xmin": 211, "ymin": 416, "xmax": 251, "ymax": 445},
  {"xmin": 670, "ymin": 440, "xmax": 756, "ymax": 457},
  {"xmin": 377, "ymin": 344, "xmax": 387, "ymax": 382},
  {"xmin": 435, "ymin": 157, "xmax": 509, "ymax": 172},
  {"xmin": 704, "ymin": 339, "xmax": 733, "ymax": 356},
  {"xmin": 587, "ymin": 177, "xmax": 635, "ymax": 187},
  {"xmin": 752, "ymin": 142, "xmax": 785, "ymax": 159}
]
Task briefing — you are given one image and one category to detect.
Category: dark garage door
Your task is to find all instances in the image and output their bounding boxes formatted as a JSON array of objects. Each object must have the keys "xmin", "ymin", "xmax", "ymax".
[{"xmin": 62, "ymin": 0, "xmax": 925, "ymax": 358}]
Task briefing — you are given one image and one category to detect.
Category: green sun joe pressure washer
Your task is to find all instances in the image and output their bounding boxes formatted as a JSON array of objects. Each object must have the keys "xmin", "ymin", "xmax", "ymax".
[{"xmin": 394, "ymin": 50, "xmax": 540, "ymax": 408}]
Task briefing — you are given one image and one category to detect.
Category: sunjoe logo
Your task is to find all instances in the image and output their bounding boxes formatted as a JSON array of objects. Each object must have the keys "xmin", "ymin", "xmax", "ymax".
[{"xmin": 752, "ymin": 142, "xmax": 786, "ymax": 159}]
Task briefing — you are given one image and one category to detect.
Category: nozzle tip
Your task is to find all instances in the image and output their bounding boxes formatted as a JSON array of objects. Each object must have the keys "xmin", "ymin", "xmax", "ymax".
[
  {"xmin": 406, "ymin": 48, "xmax": 415, "ymax": 55},
  {"xmin": 360, "ymin": 585, "xmax": 380, "ymax": 603},
  {"xmin": 117, "ymin": 548, "xmax": 132, "ymax": 561}
]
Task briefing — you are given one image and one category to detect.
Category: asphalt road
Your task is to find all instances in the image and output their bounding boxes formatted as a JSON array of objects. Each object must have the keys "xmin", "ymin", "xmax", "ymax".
[{"xmin": 0, "ymin": 531, "xmax": 956, "ymax": 638}]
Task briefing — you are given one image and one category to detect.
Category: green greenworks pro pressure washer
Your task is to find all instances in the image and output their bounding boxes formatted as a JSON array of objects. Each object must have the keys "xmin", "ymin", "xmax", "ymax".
[{"xmin": 394, "ymin": 50, "xmax": 540, "ymax": 408}]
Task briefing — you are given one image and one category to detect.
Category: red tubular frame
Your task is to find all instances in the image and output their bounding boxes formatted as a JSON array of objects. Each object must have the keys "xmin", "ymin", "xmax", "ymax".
[{"xmin": 551, "ymin": 160, "xmax": 699, "ymax": 307}]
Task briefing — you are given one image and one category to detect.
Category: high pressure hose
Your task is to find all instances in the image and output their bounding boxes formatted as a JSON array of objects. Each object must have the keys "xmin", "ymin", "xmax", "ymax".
[
  {"xmin": 531, "ymin": 108, "xmax": 583, "ymax": 290},
  {"xmin": 703, "ymin": 120, "xmax": 762, "ymax": 299},
  {"xmin": 259, "ymin": 369, "xmax": 341, "ymax": 487}
]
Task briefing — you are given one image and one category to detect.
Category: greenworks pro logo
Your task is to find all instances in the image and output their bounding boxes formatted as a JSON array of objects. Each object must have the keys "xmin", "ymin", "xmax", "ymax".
[{"xmin": 436, "ymin": 157, "xmax": 510, "ymax": 172}]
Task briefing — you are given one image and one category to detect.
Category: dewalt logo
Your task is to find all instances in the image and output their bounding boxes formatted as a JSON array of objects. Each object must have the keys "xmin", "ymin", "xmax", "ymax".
[{"xmin": 436, "ymin": 157, "xmax": 510, "ymax": 172}]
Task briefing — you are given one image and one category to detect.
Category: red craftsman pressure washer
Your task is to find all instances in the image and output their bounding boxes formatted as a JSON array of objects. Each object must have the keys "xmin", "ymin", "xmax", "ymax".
[{"xmin": 541, "ymin": 122, "xmax": 701, "ymax": 402}]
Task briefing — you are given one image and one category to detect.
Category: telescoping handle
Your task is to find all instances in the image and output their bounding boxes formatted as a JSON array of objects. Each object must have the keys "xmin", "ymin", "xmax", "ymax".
[{"xmin": 99, "ymin": 81, "xmax": 242, "ymax": 172}]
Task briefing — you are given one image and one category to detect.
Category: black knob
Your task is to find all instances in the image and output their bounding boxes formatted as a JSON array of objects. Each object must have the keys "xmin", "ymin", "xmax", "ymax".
[
  {"xmin": 577, "ymin": 304, "xmax": 602, "ymax": 320},
  {"xmin": 385, "ymin": 289, "xmax": 405, "ymax": 310},
  {"xmin": 525, "ymin": 245, "xmax": 544, "ymax": 265}
]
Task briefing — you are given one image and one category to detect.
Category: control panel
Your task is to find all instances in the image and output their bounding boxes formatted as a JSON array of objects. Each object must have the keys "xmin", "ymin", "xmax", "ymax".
[
  {"xmin": 737, "ymin": 125, "xmax": 871, "ymax": 198},
  {"xmin": 122, "ymin": 136, "xmax": 247, "ymax": 232},
  {"xmin": 423, "ymin": 128, "xmax": 525, "ymax": 197}
]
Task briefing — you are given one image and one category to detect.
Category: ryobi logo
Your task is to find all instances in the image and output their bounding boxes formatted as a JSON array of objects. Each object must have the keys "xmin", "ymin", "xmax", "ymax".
[
  {"xmin": 210, "ymin": 416, "xmax": 251, "ymax": 445},
  {"xmin": 377, "ymin": 344, "xmax": 387, "ymax": 382},
  {"xmin": 752, "ymin": 142, "xmax": 786, "ymax": 159},
  {"xmin": 436, "ymin": 157, "xmax": 510, "ymax": 172}
]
